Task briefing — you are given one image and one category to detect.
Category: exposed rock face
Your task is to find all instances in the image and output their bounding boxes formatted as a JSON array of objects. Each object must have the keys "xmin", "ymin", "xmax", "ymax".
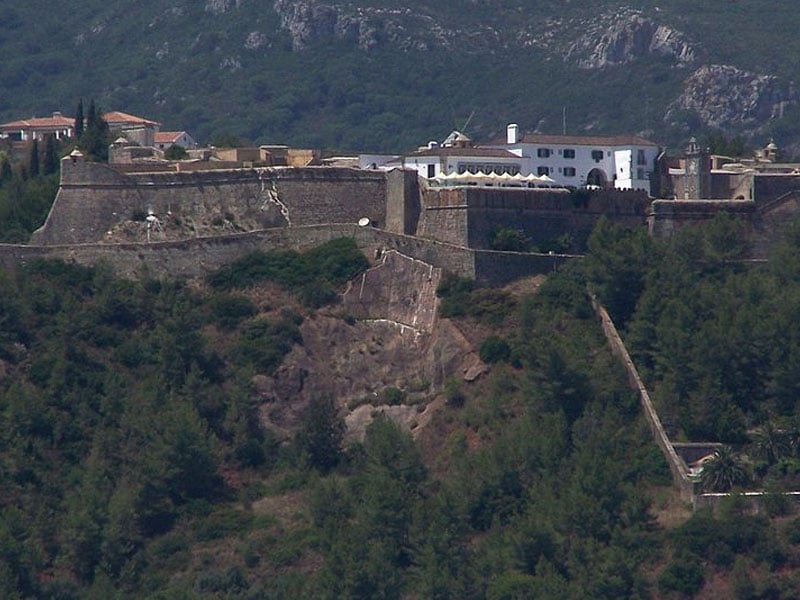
[
  {"xmin": 271, "ymin": 0, "xmax": 498, "ymax": 52},
  {"xmin": 666, "ymin": 64, "xmax": 798, "ymax": 129},
  {"xmin": 254, "ymin": 251, "xmax": 483, "ymax": 441},
  {"xmin": 566, "ymin": 10, "xmax": 696, "ymax": 68},
  {"xmin": 205, "ymin": 0, "xmax": 241, "ymax": 15},
  {"xmin": 272, "ymin": 0, "xmax": 377, "ymax": 51}
]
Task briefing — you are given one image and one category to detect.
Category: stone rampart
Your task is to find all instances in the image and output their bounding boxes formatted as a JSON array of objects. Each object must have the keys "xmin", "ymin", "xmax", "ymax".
[
  {"xmin": 0, "ymin": 224, "xmax": 577, "ymax": 289},
  {"xmin": 31, "ymin": 159, "xmax": 391, "ymax": 246},
  {"xmin": 647, "ymin": 199, "xmax": 756, "ymax": 239},
  {"xmin": 417, "ymin": 187, "xmax": 650, "ymax": 251}
]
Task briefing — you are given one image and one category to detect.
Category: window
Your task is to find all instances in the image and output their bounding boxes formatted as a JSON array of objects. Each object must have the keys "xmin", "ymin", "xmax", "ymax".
[
  {"xmin": 427, "ymin": 164, "xmax": 436, "ymax": 178},
  {"xmin": 563, "ymin": 149, "xmax": 575, "ymax": 159},
  {"xmin": 563, "ymin": 167, "xmax": 576, "ymax": 177},
  {"xmin": 637, "ymin": 149, "xmax": 647, "ymax": 165},
  {"xmin": 636, "ymin": 168, "xmax": 646, "ymax": 180},
  {"xmin": 537, "ymin": 148, "xmax": 551, "ymax": 158},
  {"xmin": 537, "ymin": 166, "xmax": 550, "ymax": 176},
  {"xmin": 591, "ymin": 150, "xmax": 604, "ymax": 161}
]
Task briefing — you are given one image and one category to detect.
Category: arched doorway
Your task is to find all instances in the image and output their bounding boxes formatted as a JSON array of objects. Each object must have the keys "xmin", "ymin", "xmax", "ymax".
[{"xmin": 586, "ymin": 168, "xmax": 607, "ymax": 187}]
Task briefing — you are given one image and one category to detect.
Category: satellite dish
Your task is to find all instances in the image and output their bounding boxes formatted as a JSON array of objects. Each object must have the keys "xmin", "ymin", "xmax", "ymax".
[{"xmin": 358, "ymin": 217, "xmax": 370, "ymax": 227}]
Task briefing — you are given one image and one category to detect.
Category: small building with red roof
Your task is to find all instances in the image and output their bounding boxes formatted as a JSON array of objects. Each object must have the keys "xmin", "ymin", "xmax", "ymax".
[{"xmin": 0, "ymin": 111, "xmax": 75, "ymax": 141}]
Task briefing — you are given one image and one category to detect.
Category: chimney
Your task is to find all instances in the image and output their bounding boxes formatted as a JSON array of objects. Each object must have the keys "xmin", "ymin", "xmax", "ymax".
[
  {"xmin": 507, "ymin": 123, "xmax": 519, "ymax": 145},
  {"xmin": 52, "ymin": 111, "xmax": 62, "ymax": 119}
]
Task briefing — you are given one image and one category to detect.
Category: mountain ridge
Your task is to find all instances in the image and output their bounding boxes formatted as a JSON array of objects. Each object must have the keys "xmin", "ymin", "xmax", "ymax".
[{"xmin": 2, "ymin": 1, "xmax": 800, "ymax": 153}]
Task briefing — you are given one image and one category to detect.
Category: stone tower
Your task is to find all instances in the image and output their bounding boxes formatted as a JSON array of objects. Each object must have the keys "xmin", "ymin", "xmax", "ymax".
[{"xmin": 684, "ymin": 137, "xmax": 710, "ymax": 199}]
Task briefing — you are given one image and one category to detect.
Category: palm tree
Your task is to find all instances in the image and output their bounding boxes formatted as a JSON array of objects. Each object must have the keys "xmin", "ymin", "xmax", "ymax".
[
  {"xmin": 752, "ymin": 421, "xmax": 790, "ymax": 466},
  {"xmin": 700, "ymin": 446, "xmax": 750, "ymax": 492}
]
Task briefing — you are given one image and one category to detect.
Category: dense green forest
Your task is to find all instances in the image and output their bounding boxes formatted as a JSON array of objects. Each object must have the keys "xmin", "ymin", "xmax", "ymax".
[{"xmin": 2, "ymin": 228, "xmax": 800, "ymax": 597}]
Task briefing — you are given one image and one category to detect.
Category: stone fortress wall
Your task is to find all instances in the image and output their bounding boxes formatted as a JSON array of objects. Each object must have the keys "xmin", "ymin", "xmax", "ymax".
[
  {"xmin": 31, "ymin": 157, "xmax": 396, "ymax": 245},
  {"xmin": 417, "ymin": 186, "xmax": 651, "ymax": 250}
]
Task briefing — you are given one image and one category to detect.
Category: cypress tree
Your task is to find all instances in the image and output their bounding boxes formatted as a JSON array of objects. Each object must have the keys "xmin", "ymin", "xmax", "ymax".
[
  {"xmin": 86, "ymin": 99, "xmax": 97, "ymax": 130},
  {"xmin": 43, "ymin": 135, "xmax": 58, "ymax": 175},
  {"xmin": 75, "ymin": 99, "xmax": 84, "ymax": 139},
  {"xmin": 28, "ymin": 139, "xmax": 40, "ymax": 177},
  {"xmin": 0, "ymin": 154, "xmax": 11, "ymax": 185}
]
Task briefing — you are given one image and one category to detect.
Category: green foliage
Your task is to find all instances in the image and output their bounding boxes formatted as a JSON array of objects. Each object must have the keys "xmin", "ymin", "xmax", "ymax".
[
  {"xmin": 490, "ymin": 226, "xmax": 531, "ymax": 252},
  {"xmin": 164, "ymin": 145, "xmax": 188, "ymax": 160},
  {"xmin": 298, "ymin": 395, "xmax": 344, "ymax": 473},
  {"xmin": 79, "ymin": 99, "xmax": 110, "ymax": 162},
  {"xmin": 444, "ymin": 376, "xmax": 466, "ymax": 407},
  {"xmin": 700, "ymin": 446, "xmax": 751, "ymax": 492},
  {"xmin": 383, "ymin": 386, "xmax": 406, "ymax": 405},
  {"xmin": 480, "ymin": 335, "xmax": 512, "ymax": 363},
  {"xmin": 232, "ymin": 314, "xmax": 301, "ymax": 373},
  {"xmin": 209, "ymin": 293, "xmax": 257, "ymax": 330},
  {"xmin": 436, "ymin": 273, "xmax": 475, "ymax": 318},
  {"xmin": 0, "ymin": 172, "xmax": 59, "ymax": 242},
  {"xmin": 658, "ymin": 553, "xmax": 705, "ymax": 597},
  {"xmin": 207, "ymin": 237, "xmax": 368, "ymax": 307}
]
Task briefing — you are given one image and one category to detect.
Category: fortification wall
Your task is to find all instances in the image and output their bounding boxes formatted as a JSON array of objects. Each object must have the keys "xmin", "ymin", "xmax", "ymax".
[
  {"xmin": 417, "ymin": 187, "xmax": 650, "ymax": 252},
  {"xmin": 32, "ymin": 160, "xmax": 390, "ymax": 246},
  {"xmin": 416, "ymin": 188, "xmax": 469, "ymax": 246},
  {"xmin": 0, "ymin": 224, "xmax": 577, "ymax": 289},
  {"xmin": 647, "ymin": 199, "xmax": 756, "ymax": 239}
]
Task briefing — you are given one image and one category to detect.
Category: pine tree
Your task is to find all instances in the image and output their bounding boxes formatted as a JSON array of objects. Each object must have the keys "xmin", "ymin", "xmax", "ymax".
[
  {"xmin": 74, "ymin": 99, "xmax": 84, "ymax": 139},
  {"xmin": 28, "ymin": 140, "xmax": 39, "ymax": 177}
]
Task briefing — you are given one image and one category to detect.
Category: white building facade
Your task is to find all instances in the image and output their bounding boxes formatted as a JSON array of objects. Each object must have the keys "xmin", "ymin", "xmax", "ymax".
[
  {"xmin": 487, "ymin": 124, "xmax": 660, "ymax": 193},
  {"xmin": 403, "ymin": 146, "xmax": 524, "ymax": 179}
]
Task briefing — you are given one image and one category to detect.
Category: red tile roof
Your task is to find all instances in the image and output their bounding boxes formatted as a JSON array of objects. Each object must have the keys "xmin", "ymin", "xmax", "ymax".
[
  {"xmin": 103, "ymin": 111, "xmax": 160, "ymax": 127},
  {"xmin": 492, "ymin": 133, "xmax": 658, "ymax": 147},
  {"xmin": 155, "ymin": 131, "xmax": 185, "ymax": 144},
  {"xmin": 0, "ymin": 115, "xmax": 74, "ymax": 130}
]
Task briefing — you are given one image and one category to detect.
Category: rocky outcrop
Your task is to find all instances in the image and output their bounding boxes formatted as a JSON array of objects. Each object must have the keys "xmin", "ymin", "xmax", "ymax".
[
  {"xmin": 205, "ymin": 0, "xmax": 241, "ymax": 15},
  {"xmin": 566, "ymin": 9, "xmax": 696, "ymax": 68},
  {"xmin": 272, "ymin": 0, "xmax": 378, "ymax": 51},
  {"xmin": 666, "ymin": 64, "xmax": 798, "ymax": 129},
  {"xmin": 271, "ymin": 0, "xmax": 499, "ymax": 52}
]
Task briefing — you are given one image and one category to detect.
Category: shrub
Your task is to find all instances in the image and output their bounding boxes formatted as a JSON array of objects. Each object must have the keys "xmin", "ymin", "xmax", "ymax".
[
  {"xmin": 468, "ymin": 289, "xmax": 515, "ymax": 325},
  {"xmin": 444, "ymin": 377, "xmax": 465, "ymax": 407},
  {"xmin": 480, "ymin": 336, "xmax": 512, "ymax": 363},
  {"xmin": 232, "ymin": 316, "xmax": 301, "ymax": 374},
  {"xmin": 437, "ymin": 274, "xmax": 475, "ymax": 318},
  {"xmin": 383, "ymin": 387, "xmax": 405, "ymax": 405},
  {"xmin": 657, "ymin": 554, "xmax": 704, "ymax": 597},
  {"xmin": 206, "ymin": 238, "xmax": 367, "ymax": 308},
  {"xmin": 489, "ymin": 226, "xmax": 531, "ymax": 252},
  {"xmin": 211, "ymin": 293, "xmax": 257, "ymax": 329}
]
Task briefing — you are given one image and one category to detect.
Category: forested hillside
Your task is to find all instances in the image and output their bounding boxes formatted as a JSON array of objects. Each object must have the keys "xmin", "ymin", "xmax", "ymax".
[
  {"xmin": 3, "ymin": 228, "xmax": 800, "ymax": 597},
  {"xmin": 3, "ymin": 1, "xmax": 800, "ymax": 152}
]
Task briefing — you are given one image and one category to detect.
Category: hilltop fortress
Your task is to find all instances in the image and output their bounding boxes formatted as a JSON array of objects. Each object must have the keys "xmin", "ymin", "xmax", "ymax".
[
  {"xmin": 1, "ymin": 144, "xmax": 799, "ymax": 283},
  {"xmin": 0, "ymin": 153, "xmax": 646, "ymax": 283}
]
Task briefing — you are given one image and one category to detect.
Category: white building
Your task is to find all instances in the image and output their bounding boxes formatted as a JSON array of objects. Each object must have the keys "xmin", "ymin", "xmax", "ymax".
[
  {"xmin": 404, "ymin": 145, "xmax": 524, "ymax": 179},
  {"xmin": 155, "ymin": 131, "xmax": 197, "ymax": 151},
  {"xmin": 488, "ymin": 124, "xmax": 659, "ymax": 193}
]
